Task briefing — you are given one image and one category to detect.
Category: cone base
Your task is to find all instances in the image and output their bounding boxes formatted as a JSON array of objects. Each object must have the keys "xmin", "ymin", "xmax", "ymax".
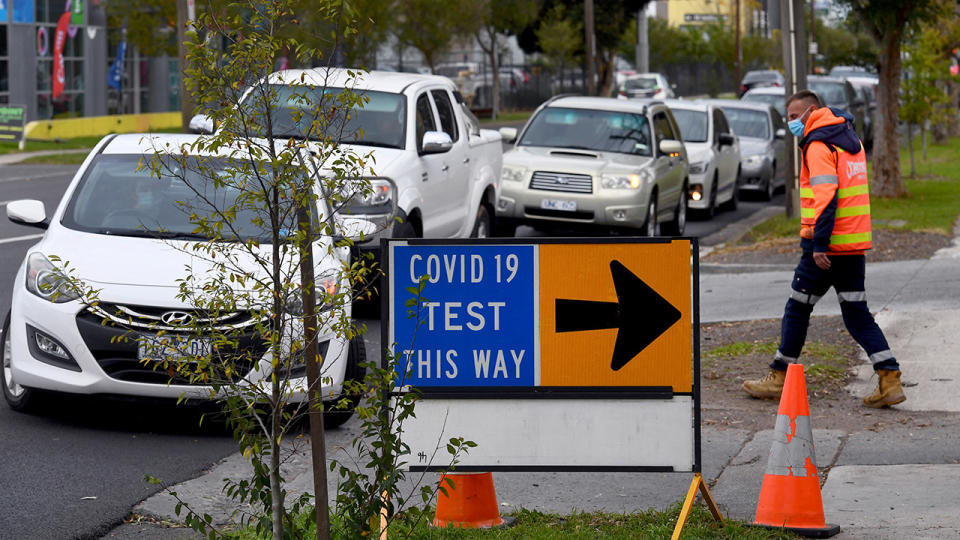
[
  {"xmin": 431, "ymin": 515, "xmax": 515, "ymax": 529},
  {"xmin": 752, "ymin": 522, "xmax": 840, "ymax": 538}
]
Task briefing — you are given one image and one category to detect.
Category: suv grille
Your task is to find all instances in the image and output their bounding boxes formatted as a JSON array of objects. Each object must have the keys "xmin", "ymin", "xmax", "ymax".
[
  {"xmin": 530, "ymin": 171, "xmax": 593, "ymax": 194},
  {"xmin": 87, "ymin": 302, "xmax": 260, "ymax": 332}
]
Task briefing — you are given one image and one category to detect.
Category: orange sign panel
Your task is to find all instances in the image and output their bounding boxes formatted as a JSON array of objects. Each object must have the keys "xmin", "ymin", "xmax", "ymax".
[{"xmin": 538, "ymin": 240, "xmax": 692, "ymax": 391}]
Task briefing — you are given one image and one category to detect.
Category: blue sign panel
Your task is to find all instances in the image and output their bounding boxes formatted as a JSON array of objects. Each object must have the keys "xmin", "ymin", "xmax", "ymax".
[
  {"xmin": 391, "ymin": 244, "xmax": 536, "ymax": 387},
  {"xmin": 13, "ymin": 0, "xmax": 33, "ymax": 23},
  {"xmin": 0, "ymin": 1, "xmax": 7, "ymax": 23}
]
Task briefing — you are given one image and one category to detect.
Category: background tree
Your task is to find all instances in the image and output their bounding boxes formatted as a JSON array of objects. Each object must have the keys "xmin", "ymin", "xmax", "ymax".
[
  {"xmin": 902, "ymin": 26, "xmax": 950, "ymax": 173},
  {"xmin": 536, "ymin": 4, "xmax": 583, "ymax": 92},
  {"xmin": 393, "ymin": 0, "xmax": 479, "ymax": 72},
  {"xmin": 474, "ymin": 0, "xmax": 540, "ymax": 119},
  {"xmin": 842, "ymin": 0, "xmax": 941, "ymax": 198}
]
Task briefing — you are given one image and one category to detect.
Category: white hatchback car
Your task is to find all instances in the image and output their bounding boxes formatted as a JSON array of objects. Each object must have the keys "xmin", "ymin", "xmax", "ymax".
[
  {"xmin": 1, "ymin": 134, "xmax": 365, "ymax": 425},
  {"xmin": 666, "ymin": 100, "xmax": 741, "ymax": 217}
]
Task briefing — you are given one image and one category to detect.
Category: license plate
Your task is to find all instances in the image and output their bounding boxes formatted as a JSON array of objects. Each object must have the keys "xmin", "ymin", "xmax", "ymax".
[
  {"xmin": 138, "ymin": 335, "xmax": 211, "ymax": 362},
  {"xmin": 540, "ymin": 198, "xmax": 577, "ymax": 212}
]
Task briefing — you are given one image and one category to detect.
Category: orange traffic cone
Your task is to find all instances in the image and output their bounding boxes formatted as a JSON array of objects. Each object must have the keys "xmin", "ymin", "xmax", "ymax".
[
  {"xmin": 753, "ymin": 364, "xmax": 840, "ymax": 538},
  {"xmin": 432, "ymin": 472, "xmax": 506, "ymax": 529}
]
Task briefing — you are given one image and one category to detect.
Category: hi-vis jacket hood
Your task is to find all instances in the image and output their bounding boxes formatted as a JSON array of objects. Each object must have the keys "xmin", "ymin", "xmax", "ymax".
[
  {"xmin": 801, "ymin": 107, "xmax": 861, "ymax": 154},
  {"xmin": 798, "ymin": 107, "xmax": 872, "ymax": 254}
]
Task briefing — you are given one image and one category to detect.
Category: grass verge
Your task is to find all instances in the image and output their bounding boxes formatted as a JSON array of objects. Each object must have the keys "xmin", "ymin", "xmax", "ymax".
[
  {"xmin": 739, "ymin": 135, "xmax": 960, "ymax": 243},
  {"xmin": 18, "ymin": 152, "xmax": 89, "ymax": 165},
  {"xmin": 704, "ymin": 340, "xmax": 849, "ymax": 388},
  {"xmin": 478, "ymin": 110, "xmax": 533, "ymax": 125},
  {"xmin": 226, "ymin": 504, "xmax": 799, "ymax": 539},
  {"xmin": 0, "ymin": 136, "xmax": 106, "ymax": 154}
]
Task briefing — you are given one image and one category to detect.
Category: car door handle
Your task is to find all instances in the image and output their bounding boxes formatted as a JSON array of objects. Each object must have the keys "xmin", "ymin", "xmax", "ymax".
[
  {"xmin": 463, "ymin": 157, "xmax": 470, "ymax": 164},
  {"xmin": 421, "ymin": 172, "xmax": 428, "ymax": 182},
  {"xmin": 441, "ymin": 164, "xmax": 449, "ymax": 172}
]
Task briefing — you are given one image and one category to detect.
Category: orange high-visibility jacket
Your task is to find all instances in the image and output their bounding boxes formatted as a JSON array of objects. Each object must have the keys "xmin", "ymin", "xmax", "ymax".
[{"xmin": 798, "ymin": 108, "xmax": 872, "ymax": 254}]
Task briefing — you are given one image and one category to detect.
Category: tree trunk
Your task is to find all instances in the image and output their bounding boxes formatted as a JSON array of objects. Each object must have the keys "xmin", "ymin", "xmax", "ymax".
[
  {"xmin": 949, "ymin": 79, "xmax": 960, "ymax": 137},
  {"xmin": 271, "ymin": 420, "xmax": 284, "ymax": 540},
  {"xmin": 872, "ymin": 30, "xmax": 907, "ymax": 198},
  {"xmin": 907, "ymin": 123, "xmax": 915, "ymax": 177},
  {"xmin": 176, "ymin": 0, "xmax": 194, "ymax": 130}
]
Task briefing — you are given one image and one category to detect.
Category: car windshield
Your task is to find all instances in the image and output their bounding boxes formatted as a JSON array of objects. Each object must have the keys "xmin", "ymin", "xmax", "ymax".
[
  {"xmin": 720, "ymin": 108, "xmax": 770, "ymax": 139},
  {"xmin": 809, "ymin": 82, "xmax": 846, "ymax": 107},
  {"xmin": 744, "ymin": 71, "xmax": 780, "ymax": 83},
  {"xmin": 518, "ymin": 107, "xmax": 652, "ymax": 156},
  {"xmin": 623, "ymin": 77, "xmax": 657, "ymax": 90},
  {"xmin": 239, "ymin": 85, "xmax": 406, "ymax": 149},
  {"xmin": 671, "ymin": 109, "xmax": 708, "ymax": 143},
  {"xmin": 62, "ymin": 154, "xmax": 316, "ymax": 242},
  {"xmin": 742, "ymin": 93, "xmax": 785, "ymax": 116}
]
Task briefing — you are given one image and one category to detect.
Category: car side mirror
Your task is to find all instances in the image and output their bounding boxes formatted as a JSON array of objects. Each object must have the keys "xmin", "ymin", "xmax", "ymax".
[
  {"xmin": 7, "ymin": 199, "xmax": 48, "ymax": 230},
  {"xmin": 421, "ymin": 131, "xmax": 454, "ymax": 154},
  {"xmin": 775, "ymin": 128, "xmax": 786, "ymax": 139},
  {"xmin": 718, "ymin": 132, "xmax": 736, "ymax": 146},
  {"xmin": 188, "ymin": 114, "xmax": 214, "ymax": 134},
  {"xmin": 671, "ymin": 83, "xmax": 677, "ymax": 89},
  {"xmin": 498, "ymin": 127, "xmax": 518, "ymax": 143},
  {"xmin": 659, "ymin": 139, "xmax": 684, "ymax": 156}
]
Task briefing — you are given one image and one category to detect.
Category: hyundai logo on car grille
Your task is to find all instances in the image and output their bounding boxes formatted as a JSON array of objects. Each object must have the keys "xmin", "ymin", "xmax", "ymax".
[
  {"xmin": 530, "ymin": 171, "xmax": 593, "ymax": 194},
  {"xmin": 160, "ymin": 311, "xmax": 194, "ymax": 327}
]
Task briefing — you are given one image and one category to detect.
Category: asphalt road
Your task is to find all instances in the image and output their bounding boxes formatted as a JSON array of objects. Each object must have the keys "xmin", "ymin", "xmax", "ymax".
[{"xmin": 0, "ymin": 160, "xmax": 782, "ymax": 539}]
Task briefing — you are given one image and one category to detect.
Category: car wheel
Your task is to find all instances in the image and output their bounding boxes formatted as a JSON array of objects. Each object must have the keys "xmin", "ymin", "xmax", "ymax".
[
  {"xmin": 470, "ymin": 204, "xmax": 491, "ymax": 238},
  {"xmin": 1, "ymin": 312, "xmax": 41, "ymax": 413},
  {"xmin": 722, "ymin": 169, "xmax": 740, "ymax": 211},
  {"xmin": 642, "ymin": 195, "xmax": 659, "ymax": 237},
  {"xmin": 492, "ymin": 217, "xmax": 518, "ymax": 237},
  {"xmin": 762, "ymin": 175, "xmax": 774, "ymax": 201},
  {"xmin": 705, "ymin": 176, "xmax": 718, "ymax": 218},
  {"xmin": 323, "ymin": 337, "xmax": 366, "ymax": 429},
  {"xmin": 663, "ymin": 184, "xmax": 687, "ymax": 236}
]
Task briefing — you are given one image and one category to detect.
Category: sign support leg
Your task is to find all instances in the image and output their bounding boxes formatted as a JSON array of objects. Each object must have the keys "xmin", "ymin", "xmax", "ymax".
[{"xmin": 671, "ymin": 473, "xmax": 722, "ymax": 539}]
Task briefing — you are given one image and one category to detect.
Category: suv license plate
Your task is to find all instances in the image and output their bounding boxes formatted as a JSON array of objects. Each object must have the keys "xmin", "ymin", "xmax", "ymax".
[
  {"xmin": 138, "ymin": 335, "xmax": 211, "ymax": 362},
  {"xmin": 541, "ymin": 199, "xmax": 577, "ymax": 212}
]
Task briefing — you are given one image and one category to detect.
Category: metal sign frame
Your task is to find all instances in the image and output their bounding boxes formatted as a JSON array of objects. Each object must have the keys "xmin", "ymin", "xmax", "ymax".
[{"xmin": 381, "ymin": 236, "xmax": 701, "ymax": 473}]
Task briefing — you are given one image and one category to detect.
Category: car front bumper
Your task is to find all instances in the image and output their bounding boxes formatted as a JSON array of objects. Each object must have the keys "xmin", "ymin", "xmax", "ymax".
[
  {"xmin": 737, "ymin": 160, "xmax": 771, "ymax": 191},
  {"xmin": 496, "ymin": 181, "xmax": 653, "ymax": 230}
]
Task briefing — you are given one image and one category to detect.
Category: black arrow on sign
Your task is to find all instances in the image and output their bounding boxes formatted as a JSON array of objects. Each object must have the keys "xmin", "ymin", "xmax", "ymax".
[{"xmin": 555, "ymin": 260, "xmax": 681, "ymax": 371}]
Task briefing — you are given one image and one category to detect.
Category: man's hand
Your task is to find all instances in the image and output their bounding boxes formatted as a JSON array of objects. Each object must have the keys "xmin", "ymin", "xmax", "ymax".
[{"xmin": 813, "ymin": 252, "xmax": 831, "ymax": 270}]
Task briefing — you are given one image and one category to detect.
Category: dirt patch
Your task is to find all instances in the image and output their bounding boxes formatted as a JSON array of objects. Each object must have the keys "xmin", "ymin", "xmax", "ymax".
[
  {"xmin": 700, "ymin": 315, "xmax": 956, "ymax": 433},
  {"xmin": 703, "ymin": 228, "xmax": 952, "ymax": 266}
]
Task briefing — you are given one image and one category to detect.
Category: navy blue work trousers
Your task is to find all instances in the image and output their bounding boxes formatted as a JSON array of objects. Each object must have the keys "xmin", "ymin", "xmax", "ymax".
[{"xmin": 771, "ymin": 253, "xmax": 899, "ymax": 372}]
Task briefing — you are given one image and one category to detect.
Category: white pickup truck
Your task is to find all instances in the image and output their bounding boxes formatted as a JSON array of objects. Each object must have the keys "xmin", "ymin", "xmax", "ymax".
[{"xmin": 191, "ymin": 68, "xmax": 503, "ymax": 250}]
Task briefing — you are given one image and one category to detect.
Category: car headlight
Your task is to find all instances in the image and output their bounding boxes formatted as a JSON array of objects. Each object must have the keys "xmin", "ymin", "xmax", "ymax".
[
  {"xmin": 25, "ymin": 253, "xmax": 80, "ymax": 304},
  {"xmin": 341, "ymin": 177, "xmax": 396, "ymax": 216},
  {"xmin": 689, "ymin": 162, "xmax": 707, "ymax": 175},
  {"xmin": 601, "ymin": 169, "xmax": 651, "ymax": 189},
  {"xmin": 744, "ymin": 154, "xmax": 764, "ymax": 166},
  {"xmin": 285, "ymin": 270, "xmax": 341, "ymax": 316},
  {"xmin": 501, "ymin": 165, "xmax": 526, "ymax": 183}
]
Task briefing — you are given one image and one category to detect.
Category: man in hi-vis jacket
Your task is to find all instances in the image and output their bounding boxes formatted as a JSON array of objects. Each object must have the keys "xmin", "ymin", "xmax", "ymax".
[{"xmin": 741, "ymin": 89, "xmax": 906, "ymax": 409}]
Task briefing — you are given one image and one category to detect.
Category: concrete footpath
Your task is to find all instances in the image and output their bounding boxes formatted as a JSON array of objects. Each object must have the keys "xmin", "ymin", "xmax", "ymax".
[{"xmin": 105, "ymin": 218, "xmax": 960, "ymax": 539}]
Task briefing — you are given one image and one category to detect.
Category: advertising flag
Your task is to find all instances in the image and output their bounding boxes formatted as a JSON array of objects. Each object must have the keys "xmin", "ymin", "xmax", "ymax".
[
  {"xmin": 52, "ymin": 10, "xmax": 71, "ymax": 99},
  {"xmin": 108, "ymin": 39, "xmax": 126, "ymax": 91}
]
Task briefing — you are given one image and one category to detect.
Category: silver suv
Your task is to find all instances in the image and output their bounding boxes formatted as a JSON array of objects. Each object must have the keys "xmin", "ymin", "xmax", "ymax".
[{"xmin": 495, "ymin": 97, "xmax": 688, "ymax": 236}]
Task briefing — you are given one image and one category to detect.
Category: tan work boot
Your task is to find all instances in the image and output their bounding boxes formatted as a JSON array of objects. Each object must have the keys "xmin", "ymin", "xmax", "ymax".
[
  {"xmin": 863, "ymin": 369, "xmax": 907, "ymax": 408},
  {"xmin": 741, "ymin": 369, "xmax": 787, "ymax": 399}
]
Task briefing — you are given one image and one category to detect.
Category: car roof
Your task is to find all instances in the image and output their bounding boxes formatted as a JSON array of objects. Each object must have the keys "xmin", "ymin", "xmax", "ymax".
[
  {"xmin": 807, "ymin": 75, "xmax": 847, "ymax": 84},
  {"xmin": 265, "ymin": 67, "xmax": 454, "ymax": 93},
  {"xmin": 845, "ymin": 76, "xmax": 879, "ymax": 86},
  {"xmin": 708, "ymin": 99, "xmax": 776, "ymax": 113},
  {"xmin": 547, "ymin": 96, "xmax": 659, "ymax": 114},
  {"xmin": 743, "ymin": 86, "xmax": 785, "ymax": 95},
  {"xmin": 663, "ymin": 99, "xmax": 709, "ymax": 112}
]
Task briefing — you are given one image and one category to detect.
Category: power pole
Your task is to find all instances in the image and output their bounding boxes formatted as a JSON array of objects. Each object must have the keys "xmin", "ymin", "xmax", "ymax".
[
  {"xmin": 734, "ymin": 0, "xmax": 741, "ymax": 93},
  {"xmin": 636, "ymin": 9, "xmax": 649, "ymax": 73},
  {"xmin": 585, "ymin": 0, "xmax": 596, "ymax": 96},
  {"xmin": 809, "ymin": 0, "xmax": 816, "ymax": 73},
  {"xmin": 176, "ymin": 0, "xmax": 194, "ymax": 130},
  {"xmin": 781, "ymin": 0, "xmax": 808, "ymax": 219}
]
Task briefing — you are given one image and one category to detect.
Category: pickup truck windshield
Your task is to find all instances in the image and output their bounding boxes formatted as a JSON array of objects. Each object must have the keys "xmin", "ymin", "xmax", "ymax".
[
  {"xmin": 519, "ymin": 107, "xmax": 652, "ymax": 156},
  {"xmin": 242, "ymin": 85, "xmax": 407, "ymax": 149},
  {"xmin": 62, "ymin": 154, "xmax": 319, "ymax": 242}
]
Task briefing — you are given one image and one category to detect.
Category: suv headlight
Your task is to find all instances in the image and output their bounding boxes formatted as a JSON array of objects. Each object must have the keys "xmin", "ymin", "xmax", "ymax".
[
  {"xmin": 25, "ymin": 253, "xmax": 80, "ymax": 304},
  {"xmin": 341, "ymin": 177, "xmax": 396, "ymax": 216},
  {"xmin": 689, "ymin": 162, "xmax": 707, "ymax": 175},
  {"xmin": 744, "ymin": 154, "xmax": 764, "ymax": 166},
  {"xmin": 501, "ymin": 165, "xmax": 526, "ymax": 183},
  {"xmin": 601, "ymin": 169, "xmax": 651, "ymax": 189},
  {"xmin": 284, "ymin": 270, "xmax": 341, "ymax": 316}
]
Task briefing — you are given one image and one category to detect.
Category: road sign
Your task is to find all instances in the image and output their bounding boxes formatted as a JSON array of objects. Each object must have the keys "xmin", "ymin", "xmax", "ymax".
[{"xmin": 383, "ymin": 237, "xmax": 700, "ymax": 472}]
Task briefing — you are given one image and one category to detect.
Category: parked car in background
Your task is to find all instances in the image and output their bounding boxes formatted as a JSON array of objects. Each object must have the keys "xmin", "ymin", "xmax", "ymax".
[
  {"xmin": 829, "ymin": 65, "xmax": 877, "ymax": 80},
  {"xmin": 616, "ymin": 73, "xmax": 676, "ymax": 100},
  {"xmin": 741, "ymin": 86, "xmax": 785, "ymax": 119},
  {"xmin": 711, "ymin": 101, "xmax": 786, "ymax": 201},
  {"xmin": 666, "ymin": 100, "xmax": 740, "ymax": 217},
  {"xmin": 807, "ymin": 75, "xmax": 867, "ymax": 145},
  {"xmin": 739, "ymin": 70, "xmax": 784, "ymax": 97},
  {"xmin": 844, "ymin": 76, "xmax": 878, "ymax": 151},
  {"xmin": 496, "ymin": 97, "xmax": 688, "ymax": 237}
]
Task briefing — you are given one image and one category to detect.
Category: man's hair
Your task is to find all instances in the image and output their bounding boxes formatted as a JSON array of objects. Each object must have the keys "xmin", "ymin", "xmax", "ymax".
[{"xmin": 786, "ymin": 89, "xmax": 822, "ymax": 110}]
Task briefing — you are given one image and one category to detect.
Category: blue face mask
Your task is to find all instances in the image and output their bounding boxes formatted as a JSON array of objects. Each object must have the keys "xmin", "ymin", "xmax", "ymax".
[{"xmin": 788, "ymin": 118, "xmax": 805, "ymax": 138}]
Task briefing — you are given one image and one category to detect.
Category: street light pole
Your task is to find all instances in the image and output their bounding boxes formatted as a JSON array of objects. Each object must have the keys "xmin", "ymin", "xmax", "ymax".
[
  {"xmin": 781, "ymin": 0, "xmax": 807, "ymax": 219},
  {"xmin": 585, "ymin": 0, "xmax": 596, "ymax": 95}
]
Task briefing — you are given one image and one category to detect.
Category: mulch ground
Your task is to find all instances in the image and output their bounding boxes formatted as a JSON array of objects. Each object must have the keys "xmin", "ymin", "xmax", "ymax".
[{"xmin": 699, "ymin": 228, "xmax": 957, "ymax": 433}]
